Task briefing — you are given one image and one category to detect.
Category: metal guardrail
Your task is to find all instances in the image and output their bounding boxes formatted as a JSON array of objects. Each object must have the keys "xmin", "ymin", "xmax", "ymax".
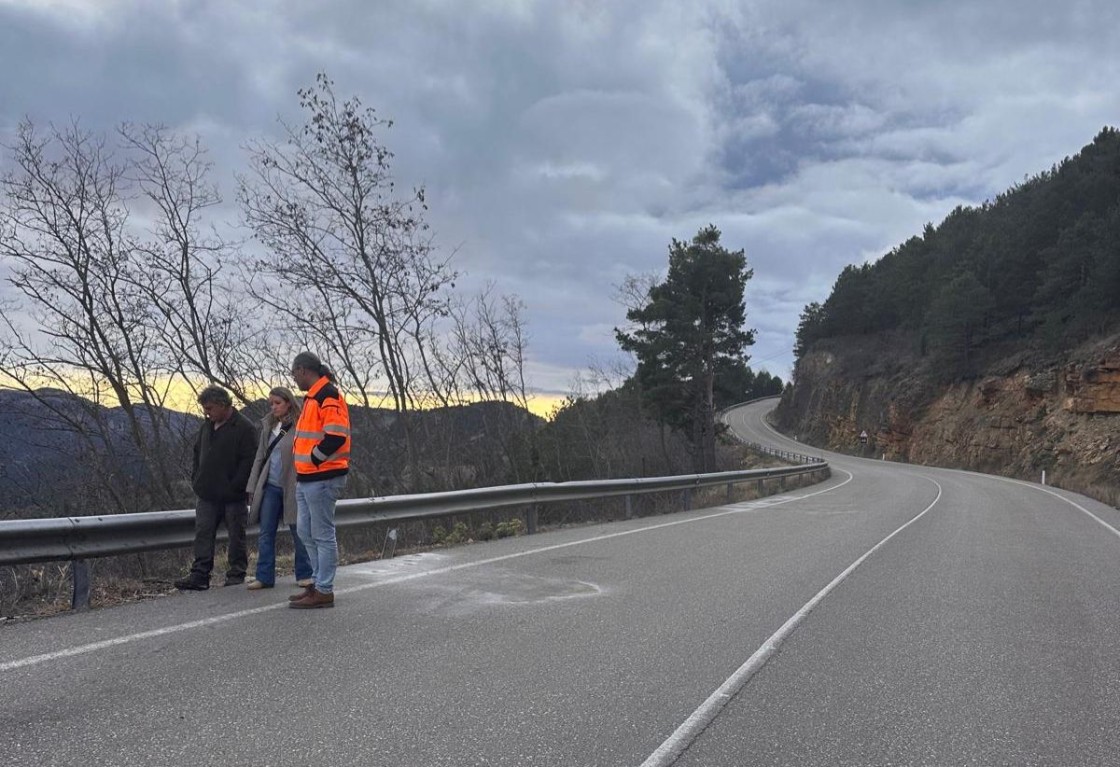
[
  {"xmin": 0, "ymin": 463, "xmax": 826, "ymax": 568},
  {"xmin": 736, "ymin": 441, "xmax": 820, "ymax": 465},
  {"xmin": 718, "ymin": 396, "xmax": 824, "ymax": 465}
]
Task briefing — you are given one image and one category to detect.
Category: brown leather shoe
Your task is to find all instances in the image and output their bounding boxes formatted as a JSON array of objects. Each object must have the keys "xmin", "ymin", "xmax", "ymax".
[
  {"xmin": 288, "ymin": 586, "xmax": 316, "ymax": 602},
  {"xmin": 289, "ymin": 590, "xmax": 334, "ymax": 609}
]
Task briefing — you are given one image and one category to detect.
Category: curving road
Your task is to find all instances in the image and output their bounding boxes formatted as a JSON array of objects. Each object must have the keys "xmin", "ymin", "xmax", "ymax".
[{"xmin": 2, "ymin": 399, "xmax": 1119, "ymax": 766}]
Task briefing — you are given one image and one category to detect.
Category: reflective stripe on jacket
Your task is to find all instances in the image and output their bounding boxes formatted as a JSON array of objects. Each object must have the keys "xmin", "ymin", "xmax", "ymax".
[{"xmin": 293, "ymin": 376, "xmax": 351, "ymax": 482}]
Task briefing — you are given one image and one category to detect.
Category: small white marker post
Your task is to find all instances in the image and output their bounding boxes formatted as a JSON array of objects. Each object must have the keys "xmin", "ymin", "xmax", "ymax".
[
  {"xmin": 1042, "ymin": 470, "xmax": 1047, "ymax": 486},
  {"xmin": 381, "ymin": 527, "xmax": 399, "ymax": 559}
]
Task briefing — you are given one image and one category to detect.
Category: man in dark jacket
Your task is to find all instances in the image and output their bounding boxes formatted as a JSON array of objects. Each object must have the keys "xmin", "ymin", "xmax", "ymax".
[{"xmin": 175, "ymin": 386, "xmax": 259, "ymax": 591}]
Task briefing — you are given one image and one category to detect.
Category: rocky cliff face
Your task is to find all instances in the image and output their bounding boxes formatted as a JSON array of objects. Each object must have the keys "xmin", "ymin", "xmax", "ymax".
[
  {"xmin": 776, "ymin": 332, "xmax": 1120, "ymax": 504},
  {"xmin": 1065, "ymin": 353, "xmax": 1120, "ymax": 414}
]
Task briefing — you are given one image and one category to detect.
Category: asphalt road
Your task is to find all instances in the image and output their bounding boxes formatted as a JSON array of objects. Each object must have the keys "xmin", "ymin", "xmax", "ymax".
[{"xmin": 2, "ymin": 399, "xmax": 1118, "ymax": 766}]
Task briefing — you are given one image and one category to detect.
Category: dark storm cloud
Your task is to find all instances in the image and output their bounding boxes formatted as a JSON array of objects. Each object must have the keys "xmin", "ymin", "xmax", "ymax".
[
  {"xmin": 2, "ymin": 0, "xmax": 1119, "ymax": 389},
  {"xmin": 0, "ymin": 3, "xmax": 284, "ymax": 129}
]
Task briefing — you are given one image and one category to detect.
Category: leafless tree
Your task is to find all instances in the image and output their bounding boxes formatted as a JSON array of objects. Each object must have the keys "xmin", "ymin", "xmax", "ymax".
[
  {"xmin": 121, "ymin": 124, "xmax": 262, "ymax": 405},
  {"xmin": 238, "ymin": 75, "xmax": 460, "ymax": 483},
  {"xmin": 238, "ymin": 75, "xmax": 456, "ymax": 414},
  {"xmin": 614, "ymin": 273, "xmax": 659, "ymax": 319},
  {"xmin": 447, "ymin": 287, "xmax": 530, "ymax": 410},
  {"xmin": 242, "ymin": 276, "xmax": 389, "ymax": 408},
  {"xmin": 0, "ymin": 120, "xmax": 191, "ymax": 511},
  {"xmin": 421, "ymin": 286, "xmax": 536, "ymax": 481}
]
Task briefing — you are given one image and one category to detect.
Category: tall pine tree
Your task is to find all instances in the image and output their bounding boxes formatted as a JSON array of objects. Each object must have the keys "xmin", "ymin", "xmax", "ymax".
[{"xmin": 616, "ymin": 225, "xmax": 756, "ymax": 472}]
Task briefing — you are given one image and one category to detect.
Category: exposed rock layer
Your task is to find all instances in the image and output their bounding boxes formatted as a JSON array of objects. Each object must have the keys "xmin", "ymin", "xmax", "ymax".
[{"xmin": 776, "ymin": 332, "xmax": 1119, "ymax": 501}]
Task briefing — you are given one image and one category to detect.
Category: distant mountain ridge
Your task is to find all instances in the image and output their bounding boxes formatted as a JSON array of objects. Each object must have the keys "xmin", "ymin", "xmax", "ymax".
[
  {"xmin": 0, "ymin": 388, "xmax": 542, "ymax": 517},
  {"xmin": 0, "ymin": 389, "xmax": 199, "ymax": 516}
]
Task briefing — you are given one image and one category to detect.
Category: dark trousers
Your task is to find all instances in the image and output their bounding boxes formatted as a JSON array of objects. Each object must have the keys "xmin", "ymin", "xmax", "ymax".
[{"xmin": 188, "ymin": 499, "xmax": 248, "ymax": 581}]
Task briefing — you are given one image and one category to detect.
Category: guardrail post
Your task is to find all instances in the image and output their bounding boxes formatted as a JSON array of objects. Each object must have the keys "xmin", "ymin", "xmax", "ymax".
[
  {"xmin": 683, "ymin": 488, "xmax": 692, "ymax": 511},
  {"xmin": 757, "ymin": 478, "xmax": 764, "ymax": 496},
  {"xmin": 625, "ymin": 495, "xmax": 634, "ymax": 519},
  {"xmin": 526, "ymin": 504, "xmax": 539, "ymax": 535},
  {"xmin": 726, "ymin": 482, "xmax": 734, "ymax": 503},
  {"xmin": 71, "ymin": 559, "xmax": 91, "ymax": 611},
  {"xmin": 381, "ymin": 528, "xmax": 399, "ymax": 559},
  {"xmin": 779, "ymin": 475, "xmax": 787, "ymax": 491}
]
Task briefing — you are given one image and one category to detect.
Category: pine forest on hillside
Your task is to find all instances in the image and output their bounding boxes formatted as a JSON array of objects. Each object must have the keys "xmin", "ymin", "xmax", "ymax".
[{"xmin": 795, "ymin": 127, "xmax": 1120, "ymax": 377}]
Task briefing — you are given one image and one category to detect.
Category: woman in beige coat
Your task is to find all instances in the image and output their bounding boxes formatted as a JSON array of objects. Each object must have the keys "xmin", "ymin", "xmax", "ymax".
[{"xmin": 245, "ymin": 387, "xmax": 313, "ymax": 590}]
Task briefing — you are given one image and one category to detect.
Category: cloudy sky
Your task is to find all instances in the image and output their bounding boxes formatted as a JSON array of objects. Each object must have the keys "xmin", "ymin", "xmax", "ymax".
[{"xmin": 2, "ymin": 0, "xmax": 1119, "ymax": 404}]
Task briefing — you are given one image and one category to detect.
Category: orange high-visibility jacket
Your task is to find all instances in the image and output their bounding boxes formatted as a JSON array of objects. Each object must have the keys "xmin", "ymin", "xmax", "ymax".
[{"xmin": 293, "ymin": 376, "xmax": 351, "ymax": 482}]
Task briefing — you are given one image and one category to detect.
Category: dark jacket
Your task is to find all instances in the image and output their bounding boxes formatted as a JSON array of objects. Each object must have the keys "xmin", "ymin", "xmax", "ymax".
[{"xmin": 192, "ymin": 409, "xmax": 259, "ymax": 503}]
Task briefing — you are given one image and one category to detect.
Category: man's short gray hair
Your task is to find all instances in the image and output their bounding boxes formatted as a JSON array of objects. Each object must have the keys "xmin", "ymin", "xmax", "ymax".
[{"xmin": 197, "ymin": 385, "xmax": 233, "ymax": 407}]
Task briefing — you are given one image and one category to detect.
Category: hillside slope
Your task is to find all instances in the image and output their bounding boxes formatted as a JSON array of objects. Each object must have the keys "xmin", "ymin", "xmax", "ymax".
[
  {"xmin": 779, "ymin": 127, "xmax": 1120, "ymax": 504},
  {"xmin": 776, "ymin": 331, "xmax": 1119, "ymax": 503}
]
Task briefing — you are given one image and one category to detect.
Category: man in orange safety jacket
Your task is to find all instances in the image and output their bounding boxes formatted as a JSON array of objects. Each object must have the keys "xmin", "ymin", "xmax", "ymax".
[{"xmin": 288, "ymin": 351, "xmax": 351, "ymax": 609}]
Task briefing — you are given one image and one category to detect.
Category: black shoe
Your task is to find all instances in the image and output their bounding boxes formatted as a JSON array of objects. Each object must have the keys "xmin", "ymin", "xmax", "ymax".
[
  {"xmin": 174, "ymin": 576, "xmax": 209, "ymax": 591},
  {"xmin": 223, "ymin": 575, "xmax": 246, "ymax": 587}
]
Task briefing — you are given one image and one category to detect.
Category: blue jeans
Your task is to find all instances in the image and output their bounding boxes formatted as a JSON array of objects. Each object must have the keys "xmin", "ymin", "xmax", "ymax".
[
  {"xmin": 296, "ymin": 476, "xmax": 346, "ymax": 594},
  {"xmin": 256, "ymin": 483, "xmax": 312, "ymax": 586}
]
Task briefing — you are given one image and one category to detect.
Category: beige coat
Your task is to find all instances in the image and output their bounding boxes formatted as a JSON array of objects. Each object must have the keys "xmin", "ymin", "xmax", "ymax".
[{"xmin": 246, "ymin": 414, "xmax": 298, "ymax": 525}]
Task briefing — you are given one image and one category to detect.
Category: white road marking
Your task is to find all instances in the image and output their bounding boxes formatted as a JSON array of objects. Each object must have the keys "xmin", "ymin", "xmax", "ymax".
[
  {"xmin": 638, "ymin": 475, "xmax": 943, "ymax": 767},
  {"xmin": 1, "ymin": 470, "xmax": 854, "ymax": 673},
  {"xmin": 733, "ymin": 401, "xmax": 1120, "ymax": 539},
  {"xmin": 0, "ymin": 605, "xmax": 289, "ymax": 673},
  {"xmin": 746, "ymin": 401, "xmax": 1120, "ymax": 539},
  {"xmin": 955, "ymin": 471, "xmax": 1120, "ymax": 540}
]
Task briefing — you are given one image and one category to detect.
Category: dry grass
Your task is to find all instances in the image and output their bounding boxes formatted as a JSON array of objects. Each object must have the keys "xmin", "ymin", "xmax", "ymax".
[{"xmin": 1046, "ymin": 476, "xmax": 1120, "ymax": 510}]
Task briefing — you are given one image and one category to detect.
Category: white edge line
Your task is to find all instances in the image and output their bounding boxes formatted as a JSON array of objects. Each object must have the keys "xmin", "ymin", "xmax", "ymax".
[
  {"xmin": 638, "ymin": 475, "xmax": 944, "ymax": 767},
  {"xmin": 1, "ymin": 470, "xmax": 854, "ymax": 674},
  {"xmin": 963, "ymin": 471, "xmax": 1120, "ymax": 540},
  {"xmin": 738, "ymin": 400, "xmax": 1120, "ymax": 541}
]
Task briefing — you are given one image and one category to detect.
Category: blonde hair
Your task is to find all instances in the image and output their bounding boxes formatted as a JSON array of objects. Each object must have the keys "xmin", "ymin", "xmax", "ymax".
[{"xmin": 267, "ymin": 386, "xmax": 302, "ymax": 425}]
